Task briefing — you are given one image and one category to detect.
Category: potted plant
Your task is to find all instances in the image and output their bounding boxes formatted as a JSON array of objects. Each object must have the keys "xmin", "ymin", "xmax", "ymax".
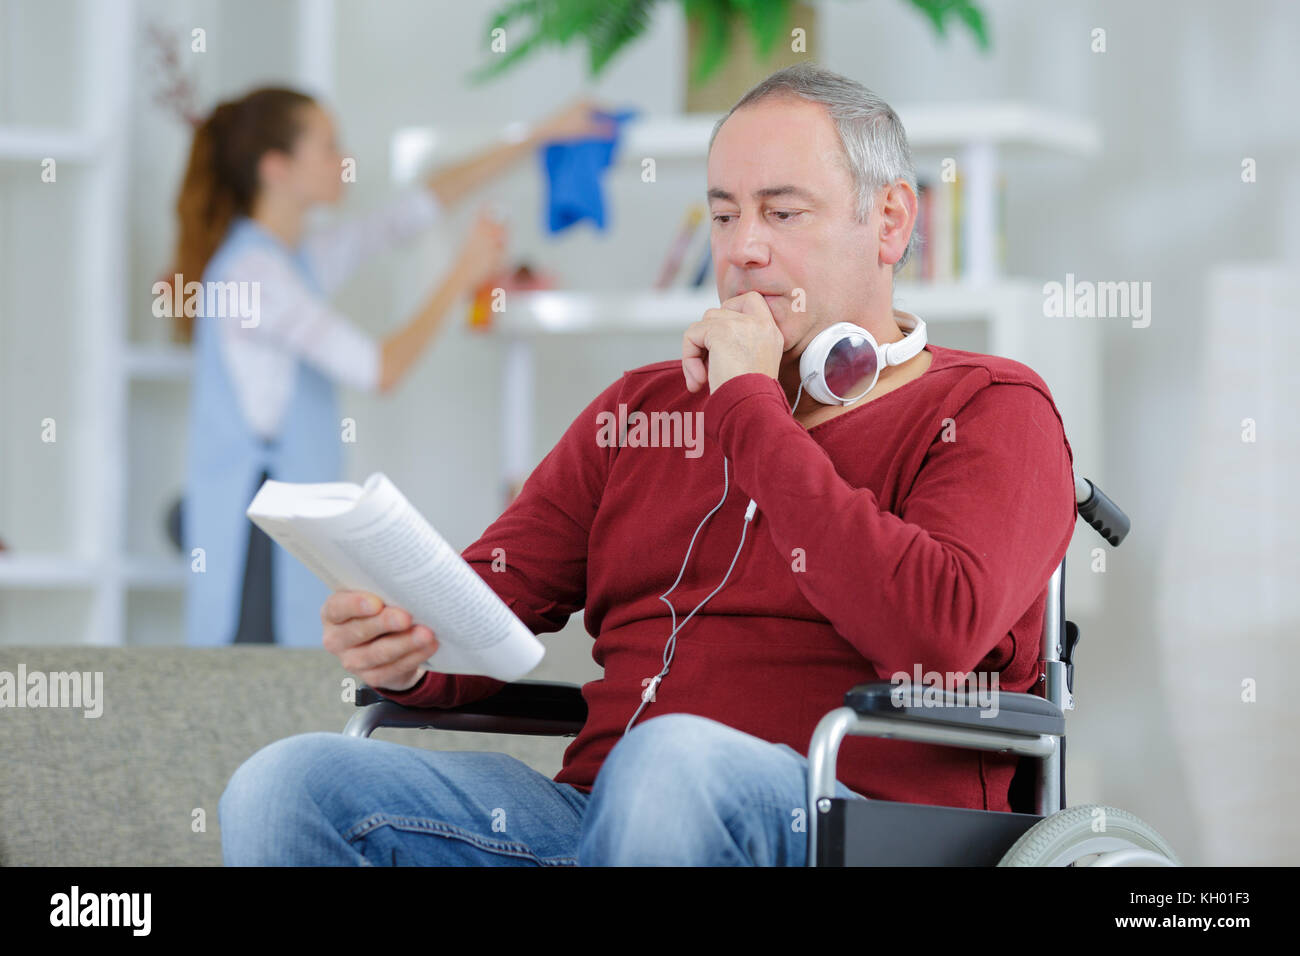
[{"xmin": 467, "ymin": 0, "xmax": 990, "ymax": 112}]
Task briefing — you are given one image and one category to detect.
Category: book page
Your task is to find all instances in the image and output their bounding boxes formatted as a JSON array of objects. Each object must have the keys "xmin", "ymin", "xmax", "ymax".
[{"xmin": 247, "ymin": 473, "xmax": 544, "ymax": 682}]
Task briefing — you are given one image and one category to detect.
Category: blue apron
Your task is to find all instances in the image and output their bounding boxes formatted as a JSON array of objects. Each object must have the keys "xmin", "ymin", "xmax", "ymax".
[{"xmin": 182, "ymin": 217, "xmax": 341, "ymax": 647}]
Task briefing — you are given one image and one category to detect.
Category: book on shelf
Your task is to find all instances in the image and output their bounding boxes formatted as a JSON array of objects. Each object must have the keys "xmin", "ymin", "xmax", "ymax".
[
  {"xmin": 896, "ymin": 173, "xmax": 1005, "ymax": 284},
  {"xmin": 655, "ymin": 204, "xmax": 705, "ymax": 289},
  {"xmin": 656, "ymin": 202, "xmax": 715, "ymax": 291}
]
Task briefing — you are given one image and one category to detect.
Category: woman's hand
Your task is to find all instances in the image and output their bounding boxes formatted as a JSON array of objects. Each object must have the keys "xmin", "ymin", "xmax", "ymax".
[
  {"xmin": 453, "ymin": 206, "xmax": 509, "ymax": 292},
  {"xmin": 532, "ymin": 97, "xmax": 618, "ymax": 142}
]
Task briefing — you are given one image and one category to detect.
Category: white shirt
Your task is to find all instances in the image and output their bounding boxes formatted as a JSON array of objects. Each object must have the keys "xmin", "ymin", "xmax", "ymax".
[{"xmin": 212, "ymin": 186, "xmax": 443, "ymax": 441}]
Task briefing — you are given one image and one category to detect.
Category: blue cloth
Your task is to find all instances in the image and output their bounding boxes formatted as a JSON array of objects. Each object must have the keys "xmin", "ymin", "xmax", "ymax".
[
  {"xmin": 541, "ymin": 109, "xmax": 638, "ymax": 233},
  {"xmin": 182, "ymin": 217, "xmax": 340, "ymax": 647},
  {"xmin": 218, "ymin": 712, "xmax": 866, "ymax": 865}
]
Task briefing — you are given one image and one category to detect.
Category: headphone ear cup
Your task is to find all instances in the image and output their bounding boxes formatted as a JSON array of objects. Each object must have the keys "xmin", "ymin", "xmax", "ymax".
[
  {"xmin": 799, "ymin": 324, "xmax": 837, "ymax": 405},
  {"xmin": 800, "ymin": 322, "xmax": 867, "ymax": 406},
  {"xmin": 799, "ymin": 314, "xmax": 925, "ymax": 408},
  {"xmin": 802, "ymin": 369, "xmax": 838, "ymax": 405}
]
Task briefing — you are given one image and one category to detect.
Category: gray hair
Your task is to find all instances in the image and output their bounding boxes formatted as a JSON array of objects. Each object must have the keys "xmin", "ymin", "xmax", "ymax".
[{"xmin": 708, "ymin": 63, "xmax": 920, "ymax": 273}]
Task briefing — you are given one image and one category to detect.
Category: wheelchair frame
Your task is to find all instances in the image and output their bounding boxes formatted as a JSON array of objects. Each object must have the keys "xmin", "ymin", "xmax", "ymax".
[
  {"xmin": 804, "ymin": 557, "xmax": 1071, "ymax": 865},
  {"xmin": 344, "ymin": 474, "xmax": 1172, "ymax": 866}
]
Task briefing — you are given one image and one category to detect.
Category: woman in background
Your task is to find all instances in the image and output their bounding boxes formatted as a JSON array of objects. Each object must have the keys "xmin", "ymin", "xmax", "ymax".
[{"xmin": 175, "ymin": 86, "xmax": 610, "ymax": 647}]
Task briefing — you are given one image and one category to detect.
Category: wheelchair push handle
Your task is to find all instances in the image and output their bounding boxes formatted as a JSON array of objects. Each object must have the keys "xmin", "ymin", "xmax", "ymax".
[{"xmin": 1074, "ymin": 473, "xmax": 1130, "ymax": 546}]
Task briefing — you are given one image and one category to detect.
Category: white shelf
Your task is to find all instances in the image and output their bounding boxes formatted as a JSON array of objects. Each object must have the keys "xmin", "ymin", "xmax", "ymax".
[
  {"xmin": 893, "ymin": 101, "xmax": 1101, "ymax": 155},
  {"xmin": 124, "ymin": 343, "xmax": 193, "ymax": 381},
  {"xmin": 0, "ymin": 554, "xmax": 101, "ymax": 588},
  {"xmin": 391, "ymin": 102, "xmax": 1099, "ymax": 182},
  {"xmin": 0, "ymin": 126, "xmax": 99, "ymax": 163},
  {"xmin": 0, "ymin": 553, "xmax": 187, "ymax": 592},
  {"xmin": 114, "ymin": 283, "xmax": 1029, "ymax": 373},
  {"xmin": 494, "ymin": 280, "xmax": 1039, "ymax": 335},
  {"xmin": 122, "ymin": 555, "xmax": 188, "ymax": 590}
]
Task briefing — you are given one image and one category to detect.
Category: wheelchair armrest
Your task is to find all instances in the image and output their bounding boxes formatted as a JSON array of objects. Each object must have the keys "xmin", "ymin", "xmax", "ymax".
[
  {"xmin": 347, "ymin": 679, "xmax": 588, "ymax": 738},
  {"xmin": 844, "ymin": 681, "xmax": 1064, "ymax": 738}
]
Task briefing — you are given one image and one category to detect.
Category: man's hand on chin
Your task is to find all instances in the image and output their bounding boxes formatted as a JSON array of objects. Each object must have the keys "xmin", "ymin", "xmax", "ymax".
[{"xmin": 682, "ymin": 291, "xmax": 785, "ymax": 395}]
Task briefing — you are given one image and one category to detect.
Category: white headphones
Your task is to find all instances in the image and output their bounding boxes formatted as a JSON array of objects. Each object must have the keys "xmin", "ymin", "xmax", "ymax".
[{"xmin": 798, "ymin": 310, "xmax": 927, "ymax": 406}]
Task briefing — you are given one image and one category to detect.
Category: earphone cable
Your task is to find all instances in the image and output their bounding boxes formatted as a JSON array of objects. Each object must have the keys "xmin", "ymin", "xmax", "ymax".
[{"xmin": 622, "ymin": 371, "xmax": 817, "ymax": 735}]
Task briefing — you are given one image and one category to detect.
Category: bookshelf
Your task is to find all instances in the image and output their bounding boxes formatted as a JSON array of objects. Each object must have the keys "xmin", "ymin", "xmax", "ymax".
[
  {"xmin": 0, "ymin": 0, "xmax": 338, "ymax": 646},
  {"xmin": 390, "ymin": 102, "xmax": 1105, "ymax": 613},
  {"xmin": 0, "ymin": 0, "xmax": 134, "ymax": 646}
]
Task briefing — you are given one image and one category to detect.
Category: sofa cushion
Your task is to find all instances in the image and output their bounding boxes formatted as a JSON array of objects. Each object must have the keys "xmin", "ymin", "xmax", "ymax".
[{"xmin": 0, "ymin": 647, "xmax": 568, "ymax": 865}]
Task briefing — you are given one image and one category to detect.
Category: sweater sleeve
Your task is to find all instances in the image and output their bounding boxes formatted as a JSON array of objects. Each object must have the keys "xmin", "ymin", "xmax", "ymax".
[
  {"xmin": 218, "ymin": 246, "xmax": 381, "ymax": 407},
  {"xmin": 702, "ymin": 371, "xmax": 1076, "ymax": 678},
  {"xmin": 374, "ymin": 374, "xmax": 624, "ymax": 709}
]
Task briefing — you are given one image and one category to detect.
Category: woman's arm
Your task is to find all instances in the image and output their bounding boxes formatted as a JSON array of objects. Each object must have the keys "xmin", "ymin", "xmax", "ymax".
[
  {"xmin": 423, "ymin": 127, "xmax": 538, "ymax": 209},
  {"xmin": 376, "ymin": 260, "xmax": 472, "ymax": 394},
  {"xmin": 216, "ymin": 247, "xmax": 384, "ymax": 423},
  {"xmin": 376, "ymin": 207, "xmax": 506, "ymax": 393},
  {"xmin": 425, "ymin": 98, "xmax": 615, "ymax": 209}
]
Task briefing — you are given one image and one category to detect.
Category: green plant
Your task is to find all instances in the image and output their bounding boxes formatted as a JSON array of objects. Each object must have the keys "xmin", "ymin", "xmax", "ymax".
[{"xmin": 466, "ymin": 0, "xmax": 991, "ymax": 86}]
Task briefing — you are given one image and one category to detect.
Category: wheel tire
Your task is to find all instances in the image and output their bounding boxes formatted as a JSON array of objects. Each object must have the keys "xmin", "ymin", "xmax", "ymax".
[{"xmin": 998, "ymin": 804, "xmax": 1182, "ymax": 866}]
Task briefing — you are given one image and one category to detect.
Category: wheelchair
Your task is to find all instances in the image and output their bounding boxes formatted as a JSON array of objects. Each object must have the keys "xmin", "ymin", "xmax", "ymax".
[{"xmin": 343, "ymin": 473, "xmax": 1182, "ymax": 867}]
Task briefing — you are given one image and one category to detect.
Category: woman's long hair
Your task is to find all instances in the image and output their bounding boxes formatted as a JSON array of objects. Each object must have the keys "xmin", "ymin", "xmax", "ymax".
[{"xmin": 171, "ymin": 87, "xmax": 316, "ymax": 343}]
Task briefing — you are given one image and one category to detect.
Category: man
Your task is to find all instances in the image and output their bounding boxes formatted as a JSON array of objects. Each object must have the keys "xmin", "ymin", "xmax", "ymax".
[{"xmin": 219, "ymin": 64, "xmax": 1076, "ymax": 866}]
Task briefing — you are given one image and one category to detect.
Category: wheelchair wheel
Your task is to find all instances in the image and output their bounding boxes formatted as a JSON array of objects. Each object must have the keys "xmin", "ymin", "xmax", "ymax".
[{"xmin": 997, "ymin": 805, "xmax": 1182, "ymax": 867}]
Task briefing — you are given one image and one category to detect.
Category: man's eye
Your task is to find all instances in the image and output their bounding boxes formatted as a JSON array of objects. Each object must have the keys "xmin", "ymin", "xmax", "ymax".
[{"xmin": 712, "ymin": 211, "xmax": 800, "ymax": 223}]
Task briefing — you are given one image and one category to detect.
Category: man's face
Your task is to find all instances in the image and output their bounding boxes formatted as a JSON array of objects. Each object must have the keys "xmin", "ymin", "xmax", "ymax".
[{"xmin": 707, "ymin": 94, "xmax": 881, "ymax": 367}]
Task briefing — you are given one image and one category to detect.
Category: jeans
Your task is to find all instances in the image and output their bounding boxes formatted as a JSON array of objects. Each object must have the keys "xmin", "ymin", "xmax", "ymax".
[{"xmin": 219, "ymin": 712, "xmax": 868, "ymax": 865}]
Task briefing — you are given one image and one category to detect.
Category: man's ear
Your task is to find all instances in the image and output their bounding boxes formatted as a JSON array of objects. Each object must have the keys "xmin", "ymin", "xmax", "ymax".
[{"xmin": 877, "ymin": 180, "xmax": 917, "ymax": 269}]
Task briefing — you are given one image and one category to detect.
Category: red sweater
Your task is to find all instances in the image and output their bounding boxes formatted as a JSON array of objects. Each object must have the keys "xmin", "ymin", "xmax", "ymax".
[{"xmin": 379, "ymin": 343, "xmax": 1077, "ymax": 812}]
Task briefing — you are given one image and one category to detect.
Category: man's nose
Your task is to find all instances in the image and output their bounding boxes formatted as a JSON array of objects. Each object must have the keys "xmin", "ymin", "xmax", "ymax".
[{"xmin": 723, "ymin": 215, "xmax": 771, "ymax": 268}]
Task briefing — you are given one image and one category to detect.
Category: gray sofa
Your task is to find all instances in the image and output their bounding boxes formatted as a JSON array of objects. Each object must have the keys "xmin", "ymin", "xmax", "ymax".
[{"xmin": 0, "ymin": 646, "xmax": 568, "ymax": 865}]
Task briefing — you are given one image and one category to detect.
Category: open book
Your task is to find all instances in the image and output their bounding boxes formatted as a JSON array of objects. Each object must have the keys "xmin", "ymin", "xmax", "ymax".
[{"xmin": 246, "ymin": 472, "xmax": 544, "ymax": 683}]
